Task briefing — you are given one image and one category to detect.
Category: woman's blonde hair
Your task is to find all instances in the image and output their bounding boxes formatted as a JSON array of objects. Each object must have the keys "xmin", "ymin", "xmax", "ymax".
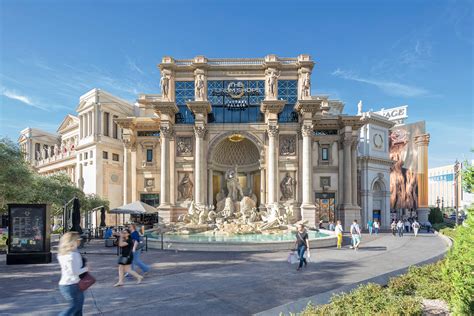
[{"xmin": 58, "ymin": 232, "xmax": 80, "ymax": 255}]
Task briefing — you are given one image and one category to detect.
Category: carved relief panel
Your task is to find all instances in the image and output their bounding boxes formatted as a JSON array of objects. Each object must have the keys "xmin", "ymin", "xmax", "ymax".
[
  {"xmin": 176, "ymin": 137, "xmax": 193, "ymax": 157},
  {"xmin": 279, "ymin": 135, "xmax": 297, "ymax": 156}
]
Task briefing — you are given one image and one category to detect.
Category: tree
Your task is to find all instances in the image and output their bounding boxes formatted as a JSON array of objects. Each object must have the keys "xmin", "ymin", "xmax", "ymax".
[
  {"xmin": 461, "ymin": 152, "xmax": 474, "ymax": 194},
  {"xmin": 0, "ymin": 138, "xmax": 34, "ymax": 212}
]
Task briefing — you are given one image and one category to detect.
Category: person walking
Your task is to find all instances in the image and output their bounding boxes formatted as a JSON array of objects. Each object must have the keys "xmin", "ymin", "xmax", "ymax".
[
  {"xmin": 57, "ymin": 232, "xmax": 88, "ymax": 316},
  {"xmin": 391, "ymin": 220, "xmax": 397, "ymax": 236},
  {"xmin": 412, "ymin": 220, "xmax": 420, "ymax": 237},
  {"xmin": 350, "ymin": 220, "xmax": 361, "ymax": 250},
  {"xmin": 373, "ymin": 220, "xmax": 380, "ymax": 235},
  {"xmin": 367, "ymin": 219, "xmax": 373, "ymax": 235},
  {"xmin": 404, "ymin": 219, "xmax": 411, "ymax": 233},
  {"xmin": 293, "ymin": 224, "xmax": 310, "ymax": 271},
  {"xmin": 130, "ymin": 224, "xmax": 150, "ymax": 275},
  {"xmin": 114, "ymin": 229, "xmax": 143, "ymax": 287},
  {"xmin": 334, "ymin": 220, "xmax": 343, "ymax": 249},
  {"xmin": 397, "ymin": 220, "xmax": 404, "ymax": 237}
]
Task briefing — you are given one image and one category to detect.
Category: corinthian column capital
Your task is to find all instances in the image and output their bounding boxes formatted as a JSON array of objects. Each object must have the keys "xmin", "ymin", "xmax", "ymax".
[
  {"xmin": 160, "ymin": 126, "xmax": 174, "ymax": 139},
  {"xmin": 301, "ymin": 124, "xmax": 313, "ymax": 137},
  {"xmin": 194, "ymin": 126, "xmax": 207, "ymax": 138},
  {"xmin": 267, "ymin": 125, "xmax": 279, "ymax": 137}
]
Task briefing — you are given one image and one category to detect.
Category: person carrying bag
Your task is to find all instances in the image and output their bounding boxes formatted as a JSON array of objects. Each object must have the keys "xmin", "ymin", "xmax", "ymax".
[{"xmin": 114, "ymin": 229, "xmax": 143, "ymax": 287}]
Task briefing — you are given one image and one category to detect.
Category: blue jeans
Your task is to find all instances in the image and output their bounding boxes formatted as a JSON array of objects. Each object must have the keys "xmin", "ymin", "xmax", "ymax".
[
  {"xmin": 59, "ymin": 284, "xmax": 84, "ymax": 316},
  {"xmin": 374, "ymin": 227, "xmax": 379, "ymax": 235},
  {"xmin": 297, "ymin": 245, "xmax": 307, "ymax": 268},
  {"xmin": 368, "ymin": 226, "xmax": 373, "ymax": 235},
  {"xmin": 132, "ymin": 250, "xmax": 149, "ymax": 273}
]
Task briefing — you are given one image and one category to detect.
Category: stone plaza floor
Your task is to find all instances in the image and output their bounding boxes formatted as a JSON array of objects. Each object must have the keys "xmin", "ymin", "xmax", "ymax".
[{"xmin": 0, "ymin": 232, "xmax": 448, "ymax": 316}]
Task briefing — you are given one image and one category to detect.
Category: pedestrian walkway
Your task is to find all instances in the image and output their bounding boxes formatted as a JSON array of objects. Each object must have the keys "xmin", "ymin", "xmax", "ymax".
[{"xmin": 0, "ymin": 232, "xmax": 448, "ymax": 316}]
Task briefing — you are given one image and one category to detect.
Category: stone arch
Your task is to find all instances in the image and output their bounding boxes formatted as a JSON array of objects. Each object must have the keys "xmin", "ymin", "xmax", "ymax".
[{"xmin": 207, "ymin": 131, "xmax": 264, "ymax": 165}]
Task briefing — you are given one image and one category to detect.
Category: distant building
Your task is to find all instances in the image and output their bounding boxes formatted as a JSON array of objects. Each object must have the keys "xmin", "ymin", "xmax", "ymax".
[{"xmin": 428, "ymin": 162, "xmax": 474, "ymax": 211}]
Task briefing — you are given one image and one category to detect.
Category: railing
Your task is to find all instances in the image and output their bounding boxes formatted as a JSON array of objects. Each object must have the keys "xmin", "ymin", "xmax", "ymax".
[{"xmin": 35, "ymin": 151, "xmax": 76, "ymax": 166}]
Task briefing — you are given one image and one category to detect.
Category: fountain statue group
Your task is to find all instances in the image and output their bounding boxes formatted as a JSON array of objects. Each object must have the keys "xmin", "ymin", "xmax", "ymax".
[{"xmin": 176, "ymin": 166, "xmax": 299, "ymax": 235}]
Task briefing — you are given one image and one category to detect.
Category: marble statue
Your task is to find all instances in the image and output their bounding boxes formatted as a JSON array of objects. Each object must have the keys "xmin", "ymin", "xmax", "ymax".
[
  {"xmin": 280, "ymin": 172, "xmax": 296, "ymax": 201},
  {"xmin": 225, "ymin": 166, "xmax": 244, "ymax": 202},
  {"xmin": 178, "ymin": 173, "xmax": 193, "ymax": 200},
  {"xmin": 302, "ymin": 72, "xmax": 311, "ymax": 97},
  {"xmin": 357, "ymin": 100, "xmax": 363, "ymax": 115},
  {"xmin": 267, "ymin": 70, "xmax": 280, "ymax": 97},
  {"xmin": 195, "ymin": 74, "xmax": 205, "ymax": 99},
  {"xmin": 221, "ymin": 197, "xmax": 235, "ymax": 218},
  {"xmin": 240, "ymin": 196, "xmax": 256, "ymax": 219},
  {"xmin": 160, "ymin": 74, "xmax": 170, "ymax": 100}
]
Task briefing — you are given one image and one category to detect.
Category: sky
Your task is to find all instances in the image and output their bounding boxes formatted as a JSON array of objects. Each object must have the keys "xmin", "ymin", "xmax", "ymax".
[{"xmin": 0, "ymin": 0, "xmax": 472, "ymax": 168}]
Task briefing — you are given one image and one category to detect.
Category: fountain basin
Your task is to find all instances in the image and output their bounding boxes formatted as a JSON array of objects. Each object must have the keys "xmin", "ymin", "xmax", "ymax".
[{"xmin": 146, "ymin": 229, "xmax": 337, "ymax": 252}]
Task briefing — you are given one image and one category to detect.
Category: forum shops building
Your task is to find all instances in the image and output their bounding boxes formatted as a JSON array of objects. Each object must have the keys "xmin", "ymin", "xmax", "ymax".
[{"xmin": 19, "ymin": 55, "xmax": 396, "ymax": 229}]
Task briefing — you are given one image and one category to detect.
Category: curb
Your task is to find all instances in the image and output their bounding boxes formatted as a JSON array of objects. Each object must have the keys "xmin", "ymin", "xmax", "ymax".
[{"xmin": 255, "ymin": 233, "xmax": 451, "ymax": 316}]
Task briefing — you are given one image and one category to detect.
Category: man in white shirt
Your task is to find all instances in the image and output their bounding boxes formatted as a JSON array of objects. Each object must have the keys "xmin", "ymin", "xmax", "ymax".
[{"xmin": 350, "ymin": 220, "xmax": 361, "ymax": 250}]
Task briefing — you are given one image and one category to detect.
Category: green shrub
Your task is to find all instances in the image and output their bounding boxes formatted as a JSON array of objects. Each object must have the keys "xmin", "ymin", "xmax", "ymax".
[
  {"xmin": 432, "ymin": 222, "xmax": 454, "ymax": 232},
  {"xmin": 388, "ymin": 261, "xmax": 452, "ymax": 301},
  {"xmin": 429, "ymin": 207, "xmax": 444, "ymax": 224},
  {"xmin": 441, "ymin": 208, "xmax": 474, "ymax": 315},
  {"xmin": 299, "ymin": 283, "xmax": 422, "ymax": 316}
]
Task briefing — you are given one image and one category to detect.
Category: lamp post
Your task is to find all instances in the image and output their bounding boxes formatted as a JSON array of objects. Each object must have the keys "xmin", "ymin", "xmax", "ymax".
[
  {"xmin": 454, "ymin": 160, "xmax": 460, "ymax": 226},
  {"xmin": 436, "ymin": 196, "xmax": 440, "ymax": 209}
]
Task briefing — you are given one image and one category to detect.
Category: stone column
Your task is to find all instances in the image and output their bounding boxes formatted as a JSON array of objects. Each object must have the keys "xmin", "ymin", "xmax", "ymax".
[
  {"xmin": 80, "ymin": 115, "xmax": 84, "ymax": 139},
  {"xmin": 415, "ymin": 134, "xmax": 430, "ymax": 223},
  {"xmin": 159, "ymin": 126, "xmax": 172, "ymax": 207},
  {"xmin": 300, "ymin": 124, "xmax": 317, "ymax": 225},
  {"xmin": 131, "ymin": 145, "xmax": 137, "ymax": 202},
  {"xmin": 91, "ymin": 111, "xmax": 95, "ymax": 136},
  {"xmin": 351, "ymin": 140, "xmax": 358, "ymax": 207},
  {"xmin": 123, "ymin": 143, "xmax": 131, "ymax": 204},
  {"xmin": 260, "ymin": 165, "xmax": 266, "ymax": 207},
  {"xmin": 342, "ymin": 137, "xmax": 352, "ymax": 207},
  {"xmin": 194, "ymin": 126, "xmax": 207, "ymax": 206},
  {"xmin": 208, "ymin": 167, "xmax": 213, "ymax": 205},
  {"xmin": 89, "ymin": 112, "xmax": 92, "ymax": 136},
  {"xmin": 267, "ymin": 125, "xmax": 279, "ymax": 206}
]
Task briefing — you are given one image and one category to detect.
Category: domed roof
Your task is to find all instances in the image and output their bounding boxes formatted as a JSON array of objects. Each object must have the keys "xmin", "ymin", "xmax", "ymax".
[{"xmin": 212, "ymin": 138, "xmax": 260, "ymax": 167}]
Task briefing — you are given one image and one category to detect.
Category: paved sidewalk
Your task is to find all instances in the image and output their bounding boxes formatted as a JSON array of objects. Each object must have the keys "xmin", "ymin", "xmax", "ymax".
[{"xmin": 0, "ymin": 232, "xmax": 448, "ymax": 316}]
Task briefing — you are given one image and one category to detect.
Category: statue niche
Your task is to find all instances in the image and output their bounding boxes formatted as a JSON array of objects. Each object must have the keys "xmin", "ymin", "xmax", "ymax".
[{"xmin": 178, "ymin": 172, "xmax": 193, "ymax": 201}]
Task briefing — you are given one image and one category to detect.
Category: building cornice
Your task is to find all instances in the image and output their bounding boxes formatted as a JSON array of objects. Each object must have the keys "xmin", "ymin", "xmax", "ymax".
[{"xmin": 359, "ymin": 156, "xmax": 394, "ymax": 166}]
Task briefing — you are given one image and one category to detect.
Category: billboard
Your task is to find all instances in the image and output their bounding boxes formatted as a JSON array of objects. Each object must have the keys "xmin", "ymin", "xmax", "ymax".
[{"xmin": 389, "ymin": 121, "xmax": 425, "ymax": 210}]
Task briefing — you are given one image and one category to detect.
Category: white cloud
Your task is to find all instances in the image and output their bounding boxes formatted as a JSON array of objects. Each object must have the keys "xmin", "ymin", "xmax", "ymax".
[
  {"xmin": 0, "ymin": 86, "xmax": 48, "ymax": 110},
  {"xmin": 331, "ymin": 69, "xmax": 429, "ymax": 97}
]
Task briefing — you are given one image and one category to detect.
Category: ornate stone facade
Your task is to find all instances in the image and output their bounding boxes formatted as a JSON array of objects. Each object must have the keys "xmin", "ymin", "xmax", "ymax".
[{"xmin": 19, "ymin": 55, "xmax": 403, "ymax": 230}]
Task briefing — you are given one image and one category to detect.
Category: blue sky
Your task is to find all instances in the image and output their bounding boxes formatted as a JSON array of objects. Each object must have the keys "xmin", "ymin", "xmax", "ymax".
[{"xmin": 0, "ymin": 0, "xmax": 472, "ymax": 167}]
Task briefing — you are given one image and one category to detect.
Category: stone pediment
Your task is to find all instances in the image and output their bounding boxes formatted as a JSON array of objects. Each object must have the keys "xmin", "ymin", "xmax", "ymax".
[{"xmin": 57, "ymin": 114, "xmax": 79, "ymax": 134}]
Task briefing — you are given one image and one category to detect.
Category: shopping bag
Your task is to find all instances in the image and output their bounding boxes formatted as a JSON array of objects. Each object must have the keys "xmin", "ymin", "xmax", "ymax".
[
  {"xmin": 287, "ymin": 251, "xmax": 299, "ymax": 264},
  {"xmin": 304, "ymin": 251, "xmax": 311, "ymax": 263}
]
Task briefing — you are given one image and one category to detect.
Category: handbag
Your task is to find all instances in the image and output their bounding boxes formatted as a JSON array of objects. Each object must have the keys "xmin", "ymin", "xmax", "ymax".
[
  {"xmin": 78, "ymin": 272, "xmax": 96, "ymax": 291},
  {"xmin": 287, "ymin": 251, "xmax": 299, "ymax": 264}
]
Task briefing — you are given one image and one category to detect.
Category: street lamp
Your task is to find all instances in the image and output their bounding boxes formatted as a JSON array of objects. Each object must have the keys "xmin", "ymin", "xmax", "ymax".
[
  {"xmin": 436, "ymin": 196, "xmax": 440, "ymax": 209},
  {"xmin": 454, "ymin": 160, "xmax": 460, "ymax": 226}
]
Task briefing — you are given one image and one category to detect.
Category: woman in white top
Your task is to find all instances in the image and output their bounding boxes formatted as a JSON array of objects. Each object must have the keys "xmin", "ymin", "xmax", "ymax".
[
  {"xmin": 57, "ymin": 232, "xmax": 88, "ymax": 316},
  {"xmin": 373, "ymin": 220, "xmax": 380, "ymax": 235}
]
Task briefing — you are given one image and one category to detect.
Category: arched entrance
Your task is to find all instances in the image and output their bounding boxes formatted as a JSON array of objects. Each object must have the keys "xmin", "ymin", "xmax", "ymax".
[
  {"xmin": 208, "ymin": 132, "xmax": 263, "ymax": 208},
  {"xmin": 372, "ymin": 180, "xmax": 385, "ymax": 224}
]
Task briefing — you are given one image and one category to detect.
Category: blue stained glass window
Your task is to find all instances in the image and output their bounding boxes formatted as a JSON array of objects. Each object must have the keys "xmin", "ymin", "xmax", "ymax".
[
  {"xmin": 175, "ymin": 81, "xmax": 195, "ymax": 124},
  {"xmin": 278, "ymin": 80, "xmax": 299, "ymax": 123}
]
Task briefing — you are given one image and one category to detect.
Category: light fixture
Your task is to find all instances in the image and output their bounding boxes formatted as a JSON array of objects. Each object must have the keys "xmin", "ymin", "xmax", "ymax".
[{"xmin": 228, "ymin": 133, "xmax": 244, "ymax": 142}]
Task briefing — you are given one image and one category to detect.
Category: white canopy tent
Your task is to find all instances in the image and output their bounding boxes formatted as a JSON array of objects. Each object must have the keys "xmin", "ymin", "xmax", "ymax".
[{"xmin": 109, "ymin": 201, "xmax": 159, "ymax": 215}]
